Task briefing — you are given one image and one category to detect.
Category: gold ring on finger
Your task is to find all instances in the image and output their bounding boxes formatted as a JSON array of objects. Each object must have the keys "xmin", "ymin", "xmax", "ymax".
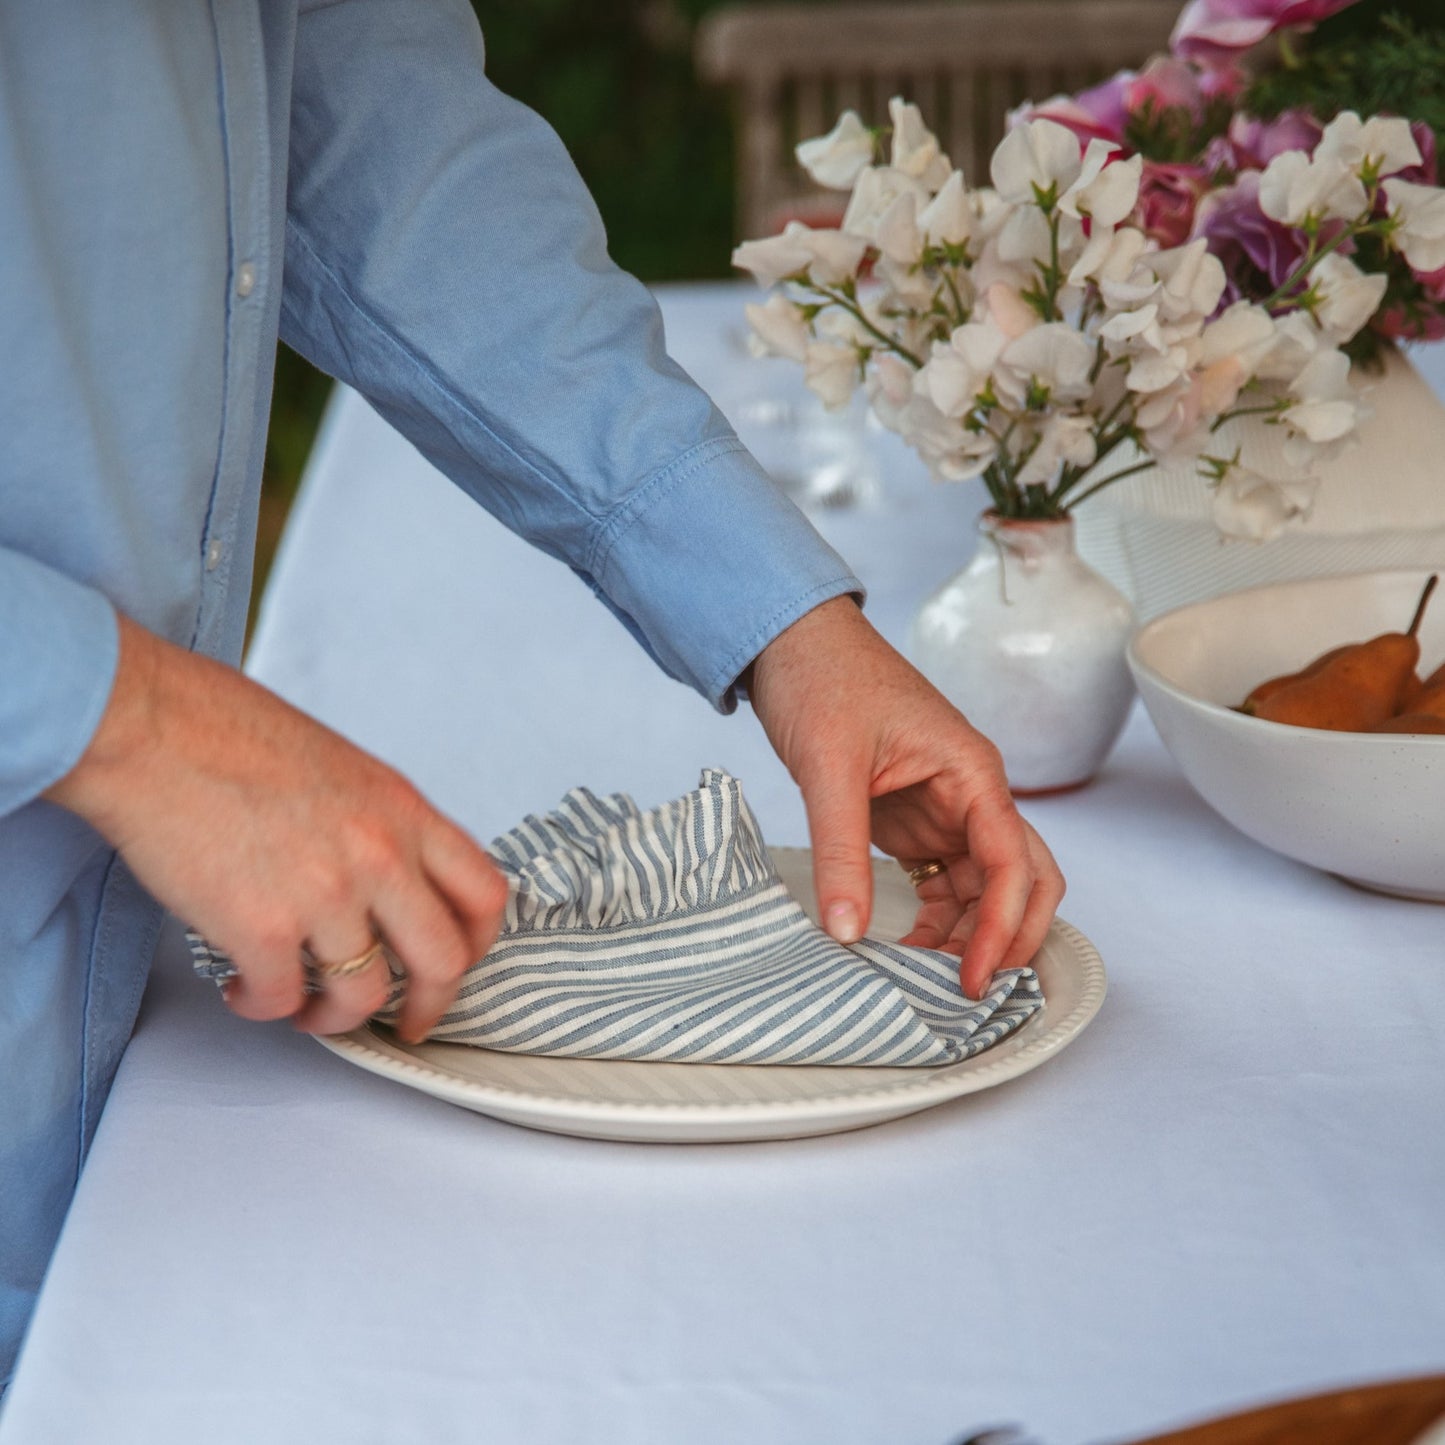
[
  {"xmin": 905, "ymin": 859, "xmax": 948, "ymax": 888},
  {"xmin": 311, "ymin": 939, "xmax": 387, "ymax": 981}
]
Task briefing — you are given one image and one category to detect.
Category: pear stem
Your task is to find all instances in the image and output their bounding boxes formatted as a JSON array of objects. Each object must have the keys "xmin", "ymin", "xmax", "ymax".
[{"xmin": 1407, "ymin": 574, "xmax": 1439, "ymax": 639}]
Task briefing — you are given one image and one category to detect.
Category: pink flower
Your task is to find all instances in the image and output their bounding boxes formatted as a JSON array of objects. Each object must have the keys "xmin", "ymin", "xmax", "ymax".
[
  {"xmin": 1171, "ymin": 0, "xmax": 1363, "ymax": 68},
  {"xmin": 1227, "ymin": 110, "xmax": 1324, "ymax": 170},
  {"xmin": 1013, "ymin": 71, "xmax": 1131, "ymax": 148},
  {"xmin": 1377, "ymin": 262, "xmax": 1445, "ymax": 342},
  {"xmin": 1128, "ymin": 57, "xmax": 1207, "ymax": 120},
  {"xmin": 1397, "ymin": 121, "xmax": 1440, "ymax": 186},
  {"xmin": 1135, "ymin": 162, "xmax": 1212, "ymax": 246},
  {"xmin": 1194, "ymin": 170, "xmax": 1311, "ymax": 302}
]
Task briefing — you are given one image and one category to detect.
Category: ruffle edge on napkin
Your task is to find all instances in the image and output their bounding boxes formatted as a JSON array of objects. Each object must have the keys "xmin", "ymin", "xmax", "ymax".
[
  {"xmin": 490, "ymin": 768, "xmax": 776, "ymax": 933},
  {"xmin": 372, "ymin": 770, "xmax": 1044, "ymax": 1068}
]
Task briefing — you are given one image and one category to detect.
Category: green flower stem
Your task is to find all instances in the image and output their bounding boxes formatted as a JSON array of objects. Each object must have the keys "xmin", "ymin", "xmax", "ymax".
[
  {"xmin": 804, "ymin": 282, "xmax": 925, "ymax": 367},
  {"xmin": 1259, "ymin": 199, "xmax": 1391, "ymax": 312},
  {"xmin": 1059, "ymin": 456, "xmax": 1160, "ymax": 510}
]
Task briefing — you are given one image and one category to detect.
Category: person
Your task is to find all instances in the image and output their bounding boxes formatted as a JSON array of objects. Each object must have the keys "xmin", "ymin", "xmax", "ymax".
[{"xmin": 0, "ymin": 0, "xmax": 1064, "ymax": 1393}]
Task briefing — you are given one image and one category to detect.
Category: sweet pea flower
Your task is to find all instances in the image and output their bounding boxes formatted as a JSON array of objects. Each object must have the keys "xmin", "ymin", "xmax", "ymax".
[
  {"xmin": 873, "ymin": 190, "xmax": 925, "ymax": 266},
  {"xmin": 889, "ymin": 98, "xmax": 952, "ymax": 189},
  {"xmin": 991, "ymin": 119, "xmax": 1083, "ymax": 205},
  {"xmin": 1060, "ymin": 142, "xmax": 1141, "ymax": 226},
  {"xmin": 1377, "ymin": 260, "xmax": 1445, "ymax": 342},
  {"xmin": 1281, "ymin": 347, "xmax": 1361, "ymax": 462},
  {"xmin": 1011, "ymin": 71, "xmax": 1132, "ymax": 149},
  {"xmin": 1128, "ymin": 56, "xmax": 1209, "ymax": 122},
  {"xmin": 1148, "ymin": 238, "xmax": 1228, "ymax": 325},
  {"xmin": 841, "ymin": 166, "xmax": 930, "ymax": 241},
  {"xmin": 1195, "ymin": 172, "xmax": 1308, "ymax": 301},
  {"xmin": 1259, "ymin": 150, "xmax": 1367, "ymax": 227},
  {"xmin": 1307, "ymin": 253, "xmax": 1387, "ymax": 344},
  {"xmin": 1383, "ymin": 178, "xmax": 1445, "ymax": 274},
  {"xmin": 1016, "ymin": 412, "xmax": 1098, "ymax": 485},
  {"xmin": 803, "ymin": 340, "xmax": 861, "ymax": 409},
  {"xmin": 1135, "ymin": 161, "xmax": 1211, "ymax": 246},
  {"xmin": 1211, "ymin": 463, "xmax": 1316, "ymax": 541},
  {"xmin": 732, "ymin": 222, "xmax": 869, "ymax": 288},
  {"xmin": 1171, "ymin": 0, "xmax": 1363, "ymax": 69},
  {"xmin": 918, "ymin": 171, "xmax": 972, "ymax": 247},
  {"xmin": 1227, "ymin": 110, "xmax": 1324, "ymax": 170},
  {"xmin": 917, "ymin": 318, "xmax": 1010, "ymax": 417},
  {"xmin": 1197, "ymin": 301, "xmax": 1279, "ymax": 404},
  {"xmin": 744, "ymin": 294, "xmax": 810, "ymax": 362},
  {"xmin": 1314, "ymin": 111, "xmax": 1421, "ymax": 180},
  {"xmin": 796, "ymin": 110, "xmax": 875, "ymax": 190},
  {"xmin": 1254, "ymin": 310, "xmax": 1327, "ymax": 382},
  {"xmin": 994, "ymin": 322, "xmax": 1095, "ymax": 407},
  {"xmin": 866, "ymin": 351, "xmax": 919, "ymax": 431}
]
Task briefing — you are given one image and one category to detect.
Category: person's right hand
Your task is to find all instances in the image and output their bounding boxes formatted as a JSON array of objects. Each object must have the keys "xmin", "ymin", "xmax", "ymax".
[{"xmin": 45, "ymin": 613, "xmax": 509, "ymax": 1042}]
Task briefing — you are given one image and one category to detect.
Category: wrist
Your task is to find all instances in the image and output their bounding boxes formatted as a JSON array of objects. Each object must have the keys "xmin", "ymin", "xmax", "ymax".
[
  {"xmin": 745, "ymin": 595, "xmax": 868, "ymax": 700},
  {"xmin": 44, "ymin": 614, "xmax": 165, "ymax": 832}
]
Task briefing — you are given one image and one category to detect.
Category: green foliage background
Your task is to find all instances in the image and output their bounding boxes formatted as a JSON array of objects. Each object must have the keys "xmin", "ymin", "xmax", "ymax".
[{"xmin": 257, "ymin": 0, "xmax": 744, "ymax": 616}]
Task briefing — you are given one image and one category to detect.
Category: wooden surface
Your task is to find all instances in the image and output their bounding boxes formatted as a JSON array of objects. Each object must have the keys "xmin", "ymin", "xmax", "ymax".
[{"xmin": 1124, "ymin": 1376, "xmax": 1445, "ymax": 1445}]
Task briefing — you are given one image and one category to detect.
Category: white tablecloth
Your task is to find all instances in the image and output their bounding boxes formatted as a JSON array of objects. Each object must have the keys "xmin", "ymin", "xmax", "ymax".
[{"xmin": 5, "ymin": 286, "xmax": 1444, "ymax": 1445}]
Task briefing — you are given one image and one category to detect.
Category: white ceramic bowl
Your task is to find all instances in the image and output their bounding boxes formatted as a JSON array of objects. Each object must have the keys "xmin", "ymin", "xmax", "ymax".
[{"xmin": 1127, "ymin": 569, "xmax": 1445, "ymax": 902}]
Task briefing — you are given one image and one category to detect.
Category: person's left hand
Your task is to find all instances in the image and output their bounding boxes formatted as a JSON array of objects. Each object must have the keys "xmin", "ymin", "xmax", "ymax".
[{"xmin": 746, "ymin": 596, "xmax": 1065, "ymax": 998}]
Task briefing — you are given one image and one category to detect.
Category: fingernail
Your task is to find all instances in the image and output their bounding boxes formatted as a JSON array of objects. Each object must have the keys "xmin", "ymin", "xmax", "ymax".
[{"xmin": 826, "ymin": 902, "xmax": 862, "ymax": 944}]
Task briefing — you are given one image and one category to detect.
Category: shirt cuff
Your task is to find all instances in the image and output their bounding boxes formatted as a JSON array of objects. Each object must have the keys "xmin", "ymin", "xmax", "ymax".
[
  {"xmin": 588, "ymin": 437, "xmax": 864, "ymax": 712},
  {"xmin": 0, "ymin": 546, "xmax": 120, "ymax": 817}
]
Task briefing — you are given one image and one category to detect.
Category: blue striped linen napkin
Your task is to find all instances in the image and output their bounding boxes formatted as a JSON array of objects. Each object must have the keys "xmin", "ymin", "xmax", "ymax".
[{"xmin": 366, "ymin": 769, "xmax": 1043, "ymax": 1067}]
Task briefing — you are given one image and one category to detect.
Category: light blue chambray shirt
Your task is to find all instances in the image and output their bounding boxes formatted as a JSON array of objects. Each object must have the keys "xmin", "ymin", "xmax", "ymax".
[{"xmin": 0, "ymin": 0, "xmax": 859, "ymax": 1387}]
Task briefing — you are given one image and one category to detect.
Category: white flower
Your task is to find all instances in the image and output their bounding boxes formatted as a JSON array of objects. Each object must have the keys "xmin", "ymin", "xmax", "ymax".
[
  {"xmin": 1060, "ymin": 142, "xmax": 1141, "ymax": 227},
  {"xmin": 1383, "ymin": 177, "xmax": 1445, "ymax": 274},
  {"xmin": 1315, "ymin": 111, "xmax": 1421, "ymax": 180},
  {"xmin": 1259, "ymin": 151, "xmax": 1368, "ymax": 227},
  {"xmin": 1148, "ymin": 240, "xmax": 1227, "ymax": 326},
  {"xmin": 874, "ymin": 190, "xmax": 924, "ymax": 265},
  {"xmin": 803, "ymin": 340, "xmax": 860, "ymax": 409},
  {"xmin": 917, "ymin": 318, "xmax": 1010, "ymax": 417},
  {"xmin": 732, "ymin": 222, "xmax": 868, "ymax": 288},
  {"xmin": 866, "ymin": 352, "xmax": 917, "ymax": 431},
  {"xmin": 1197, "ymin": 302, "xmax": 1279, "ymax": 409},
  {"xmin": 1308, "ymin": 253, "xmax": 1387, "ymax": 345},
  {"xmin": 841, "ymin": 166, "xmax": 930, "ymax": 241},
  {"xmin": 1071, "ymin": 225, "xmax": 1153, "ymax": 296},
  {"xmin": 990, "ymin": 119, "xmax": 1083, "ymax": 205},
  {"xmin": 1211, "ymin": 463, "xmax": 1316, "ymax": 542},
  {"xmin": 889, "ymin": 98, "xmax": 952, "ymax": 189},
  {"xmin": 796, "ymin": 110, "xmax": 874, "ymax": 190},
  {"xmin": 744, "ymin": 294, "xmax": 810, "ymax": 362},
  {"xmin": 996, "ymin": 204, "xmax": 1054, "ymax": 266},
  {"xmin": 1017, "ymin": 412, "xmax": 1097, "ymax": 485},
  {"xmin": 919, "ymin": 171, "xmax": 971, "ymax": 246},
  {"xmin": 1281, "ymin": 348, "xmax": 1360, "ymax": 447},
  {"xmin": 995, "ymin": 322, "xmax": 1094, "ymax": 407},
  {"xmin": 1126, "ymin": 345, "xmax": 1192, "ymax": 396},
  {"xmin": 731, "ymin": 230, "xmax": 815, "ymax": 287},
  {"xmin": 982, "ymin": 282, "xmax": 1040, "ymax": 339},
  {"xmin": 1254, "ymin": 310, "xmax": 1327, "ymax": 383}
]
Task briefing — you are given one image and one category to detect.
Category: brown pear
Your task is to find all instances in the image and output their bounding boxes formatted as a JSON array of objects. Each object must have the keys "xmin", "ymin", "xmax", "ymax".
[
  {"xmin": 1374, "ymin": 713, "xmax": 1445, "ymax": 735},
  {"xmin": 1239, "ymin": 645, "xmax": 1351, "ymax": 714},
  {"xmin": 1252, "ymin": 575, "xmax": 1437, "ymax": 732},
  {"xmin": 1408, "ymin": 680, "xmax": 1445, "ymax": 721}
]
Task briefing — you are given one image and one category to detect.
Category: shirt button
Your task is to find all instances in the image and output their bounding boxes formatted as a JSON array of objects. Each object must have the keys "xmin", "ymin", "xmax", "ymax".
[
  {"xmin": 206, "ymin": 540, "xmax": 224, "ymax": 571},
  {"xmin": 235, "ymin": 262, "xmax": 256, "ymax": 298}
]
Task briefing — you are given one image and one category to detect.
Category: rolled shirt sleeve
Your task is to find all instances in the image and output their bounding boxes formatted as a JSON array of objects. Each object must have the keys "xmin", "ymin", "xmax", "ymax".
[
  {"xmin": 0, "ymin": 546, "xmax": 119, "ymax": 818},
  {"xmin": 280, "ymin": 0, "xmax": 861, "ymax": 710}
]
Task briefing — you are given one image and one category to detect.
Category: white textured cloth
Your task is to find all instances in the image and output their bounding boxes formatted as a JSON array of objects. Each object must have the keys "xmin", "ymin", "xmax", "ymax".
[{"xmin": 379, "ymin": 770, "xmax": 1042, "ymax": 1066}]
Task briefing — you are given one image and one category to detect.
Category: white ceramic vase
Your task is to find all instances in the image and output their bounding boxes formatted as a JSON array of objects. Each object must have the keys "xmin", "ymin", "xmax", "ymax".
[
  {"xmin": 1073, "ymin": 344, "xmax": 1445, "ymax": 621},
  {"xmin": 909, "ymin": 512, "xmax": 1137, "ymax": 794}
]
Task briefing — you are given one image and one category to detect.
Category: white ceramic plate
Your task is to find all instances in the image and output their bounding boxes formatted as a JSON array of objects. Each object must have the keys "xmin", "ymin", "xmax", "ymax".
[{"xmin": 317, "ymin": 850, "xmax": 1106, "ymax": 1143}]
